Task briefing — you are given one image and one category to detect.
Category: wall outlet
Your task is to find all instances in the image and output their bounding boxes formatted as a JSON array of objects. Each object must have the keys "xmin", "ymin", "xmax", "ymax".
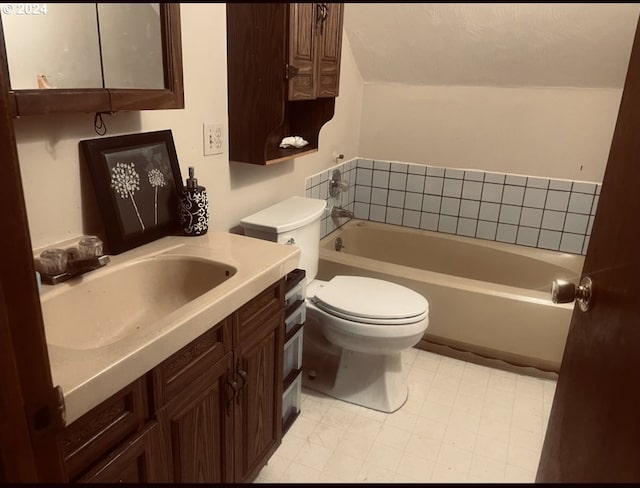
[{"xmin": 203, "ymin": 122, "xmax": 224, "ymax": 156}]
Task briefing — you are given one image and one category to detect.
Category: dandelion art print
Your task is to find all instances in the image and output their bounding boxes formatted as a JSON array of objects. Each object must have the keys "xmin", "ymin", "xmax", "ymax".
[{"xmin": 81, "ymin": 130, "xmax": 183, "ymax": 254}]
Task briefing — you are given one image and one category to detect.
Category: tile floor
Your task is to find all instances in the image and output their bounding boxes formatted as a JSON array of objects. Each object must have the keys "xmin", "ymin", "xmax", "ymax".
[{"xmin": 255, "ymin": 348, "xmax": 556, "ymax": 483}]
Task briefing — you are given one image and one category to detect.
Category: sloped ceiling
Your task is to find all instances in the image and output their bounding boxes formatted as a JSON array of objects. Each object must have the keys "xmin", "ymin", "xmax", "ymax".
[{"xmin": 344, "ymin": 3, "xmax": 640, "ymax": 88}]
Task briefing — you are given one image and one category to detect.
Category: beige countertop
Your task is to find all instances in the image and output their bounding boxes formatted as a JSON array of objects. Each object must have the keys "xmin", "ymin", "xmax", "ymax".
[{"xmin": 39, "ymin": 232, "xmax": 300, "ymax": 425}]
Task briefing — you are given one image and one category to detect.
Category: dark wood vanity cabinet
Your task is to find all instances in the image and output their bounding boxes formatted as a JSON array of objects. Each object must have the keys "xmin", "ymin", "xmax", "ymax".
[
  {"xmin": 226, "ymin": 3, "xmax": 344, "ymax": 165},
  {"xmin": 233, "ymin": 281, "xmax": 285, "ymax": 482},
  {"xmin": 59, "ymin": 279, "xmax": 286, "ymax": 484}
]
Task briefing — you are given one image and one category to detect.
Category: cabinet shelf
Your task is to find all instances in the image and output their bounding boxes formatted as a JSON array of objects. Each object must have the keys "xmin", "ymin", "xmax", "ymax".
[{"xmin": 226, "ymin": 3, "xmax": 343, "ymax": 165}]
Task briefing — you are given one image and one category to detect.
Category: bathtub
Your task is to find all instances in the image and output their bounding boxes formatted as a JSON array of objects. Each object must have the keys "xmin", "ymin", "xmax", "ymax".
[{"xmin": 317, "ymin": 220, "xmax": 584, "ymax": 373}]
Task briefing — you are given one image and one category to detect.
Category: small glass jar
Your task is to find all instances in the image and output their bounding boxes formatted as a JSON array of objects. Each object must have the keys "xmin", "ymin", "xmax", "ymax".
[
  {"xmin": 39, "ymin": 248, "xmax": 68, "ymax": 275},
  {"xmin": 78, "ymin": 236, "xmax": 103, "ymax": 258}
]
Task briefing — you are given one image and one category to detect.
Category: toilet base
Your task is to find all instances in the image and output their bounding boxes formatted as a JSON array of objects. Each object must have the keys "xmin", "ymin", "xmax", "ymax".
[{"xmin": 303, "ymin": 347, "xmax": 408, "ymax": 413}]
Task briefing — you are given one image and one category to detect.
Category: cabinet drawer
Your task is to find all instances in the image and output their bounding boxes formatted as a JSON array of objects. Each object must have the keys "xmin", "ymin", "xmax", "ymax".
[
  {"xmin": 153, "ymin": 317, "xmax": 231, "ymax": 409},
  {"xmin": 77, "ymin": 421, "xmax": 168, "ymax": 483},
  {"xmin": 61, "ymin": 377, "xmax": 149, "ymax": 481},
  {"xmin": 235, "ymin": 280, "xmax": 285, "ymax": 345},
  {"xmin": 283, "ymin": 325, "xmax": 303, "ymax": 382},
  {"xmin": 282, "ymin": 370, "xmax": 302, "ymax": 435}
]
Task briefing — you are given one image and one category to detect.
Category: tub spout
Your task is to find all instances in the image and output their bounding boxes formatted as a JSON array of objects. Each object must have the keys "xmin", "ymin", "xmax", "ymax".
[{"xmin": 331, "ymin": 206, "xmax": 354, "ymax": 219}]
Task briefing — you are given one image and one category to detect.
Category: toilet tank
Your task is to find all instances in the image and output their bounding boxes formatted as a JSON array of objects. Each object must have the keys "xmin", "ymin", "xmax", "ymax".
[{"xmin": 240, "ymin": 196, "xmax": 327, "ymax": 283}]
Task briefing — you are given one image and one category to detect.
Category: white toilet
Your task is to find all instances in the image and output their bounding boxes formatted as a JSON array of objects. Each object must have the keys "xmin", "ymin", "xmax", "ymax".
[{"xmin": 240, "ymin": 196, "xmax": 429, "ymax": 412}]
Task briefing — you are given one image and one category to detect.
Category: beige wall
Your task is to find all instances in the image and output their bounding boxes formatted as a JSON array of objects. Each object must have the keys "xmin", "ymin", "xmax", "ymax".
[
  {"xmin": 16, "ymin": 4, "xmax": 363, "ymax": 250},
  {"xmin": 358, "ymin": 83, "xmax": 621, "ymax": 182}
]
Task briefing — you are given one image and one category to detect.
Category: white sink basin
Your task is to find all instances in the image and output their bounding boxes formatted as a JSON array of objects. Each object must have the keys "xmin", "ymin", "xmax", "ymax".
[{"xmin": 41, "ymin": 255, "xmax": 236, "ymax": 350}]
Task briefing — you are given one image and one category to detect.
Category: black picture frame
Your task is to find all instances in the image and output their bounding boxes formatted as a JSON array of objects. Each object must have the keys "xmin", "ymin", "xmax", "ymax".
[{"xmin": 80, "ymin": 130, "xmax": 184, "ymax": 254}]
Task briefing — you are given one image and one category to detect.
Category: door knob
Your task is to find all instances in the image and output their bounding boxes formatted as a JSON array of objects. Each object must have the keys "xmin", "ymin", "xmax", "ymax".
[{"xmin": 551, "ymin": 276, "xmax": 593, "ymax": 312}]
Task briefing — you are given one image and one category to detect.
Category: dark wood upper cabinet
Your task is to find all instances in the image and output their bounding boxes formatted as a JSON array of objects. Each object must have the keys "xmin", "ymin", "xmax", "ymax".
[
  {"xmin": 227, "ymin": 3, "xmax": 344, "ymax": 165},
  {"xmin": 0, "ymin": 3, "xmax": 184, "ymax": 116}
]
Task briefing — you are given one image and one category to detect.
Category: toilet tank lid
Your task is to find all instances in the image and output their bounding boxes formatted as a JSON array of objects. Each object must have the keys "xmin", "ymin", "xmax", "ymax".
[{"xmin": 240, "ymin": 196, "xmax": 326, "ymax": 234}]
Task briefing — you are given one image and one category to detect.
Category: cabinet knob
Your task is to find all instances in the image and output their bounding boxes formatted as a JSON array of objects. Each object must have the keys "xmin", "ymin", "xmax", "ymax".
[
  {"xmin": 226, "ymin": 377, "xmax": 240, "ymax": 415},
  {"xmin": 286, "ymin": 64, "xmax": 300, "ymax": 80}
]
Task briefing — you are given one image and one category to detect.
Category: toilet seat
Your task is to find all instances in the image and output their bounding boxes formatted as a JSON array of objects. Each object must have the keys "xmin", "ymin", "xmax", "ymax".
[{"xmin": 311, "ymin": 276, "xmax": 428, "ymax": 325}]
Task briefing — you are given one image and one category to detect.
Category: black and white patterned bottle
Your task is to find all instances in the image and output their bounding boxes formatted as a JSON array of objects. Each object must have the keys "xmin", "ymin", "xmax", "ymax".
[{"xmin": 179, "ymin": 166, "xmax": 209, "ymax": 236}]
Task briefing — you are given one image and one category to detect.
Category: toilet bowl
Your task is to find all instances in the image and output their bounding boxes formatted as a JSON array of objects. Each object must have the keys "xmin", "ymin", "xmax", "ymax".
[
  {"xmin": 240, "ymin": 196, "xmax": 430, "ymax": 413},
  {"xmin": 303, "ymin": 276, "xmax": 429, "ymax": 412}
]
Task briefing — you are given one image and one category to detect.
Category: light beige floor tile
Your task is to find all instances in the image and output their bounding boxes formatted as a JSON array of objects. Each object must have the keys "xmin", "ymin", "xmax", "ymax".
[
  {"xmin": 513, "ymin": 395, "xmax": 543, "ymax": 416},
  {"xmin": 396, "ymin": 453, "xmax": 435, "ymax": 481},
  {"xmin": 260, "ymin": 349, "xmax": 554, "ymax": 485},
  {"xmin": 256, "ymin": 454, "xmax": 291, "ymax": 482},
  {"xmin": 364, "ymin": 440, "xmax": 404, "ymax": 471},
  {"xmin": 356, "ymin": 405, "xmax": 389, "ymax": 422},
  {"xmin": 393, "ymin": 472, "xmax": 424, "ymax": 483},
  {"xmin": 511, "ymin": 411, "xmax": 543, "ymax": 435},
  {"xmin": 412, "ymin": 352, "xmax": 442, "ymax": 372},
  {"xmin": 442, "ymin": 423, "xmax": 478, "ymax": 452},
  {"xmin": 430, "ymin": 463, "xmax": 470, "ymax": 483},
  {"xmin": 413, "ymin": 416, "xmax": 447, "ymax": 441},
  {"xmin": 308, "ymin": 421, "xmax": 345, "ymax": 450},
  {"xmin": 286, "ymin": 416, "xmax": 318, "ymax": 440},
  {"xmin": 273, "ymin": 433, "xmax": 306, "ymax": 460},
  {"xmin": 474, "ymin": 433, "xmax": 509, "ymax": 463},
  {"xmin": 333, "ymin": 431, "xmax": 374, "ymax": 460},
  {"xmin": 280, "ymin": 462, "xmax": 322, "ymax": 483},
  {"xmin": 478, "ymin": 416, "xmax": 511, "ymax": 443},
  {"xmin": 436, "ymin": 361, "xmax": 466, "ymax": 379},
  {"xmin": 462, "ymin": 362, "xmax": 493, "ymax": 379},
  {"xmin": 293, "ymin": 441, "xmax": 335, "ymax": 472},
  {"xmin": 504, "ymin": 464, "xmax": 537, "ymax": 483},
  {"xmin": 321, "ymin": 404, "xmax": 357, "ymax": 430},
  {"xmin": 375, "ymin": 423, "xmax": 412, "ymax": 451},
  {"xmin": 385, "ymin": 408, "xmax": 419, "ymax": 432},
  {"xmin": 419, "ymin": 399, "xmax": 453, "ymax": 423},
  {"xmin": 448, "ymin": 408, "xmax": 481, "ymax": 433},
  {"xmin": 515, "ymin": 377, "xmax": 544, "ymax": 399},
  {"xmin": 488, "ymin": 372, "xmax": 517, "ymax": 394},
  {"xmin": 469, "ymin": 453, "xmax": 506, "ymax": 482},
  {"xmin": 347, "ymin": 415, "xmax": 384, "ymax": 440},
  {"xmin": 356, "ymin": 462, "xmax": 396, "ymax": 483},
  {"xmin": 302, "ymin": 388, "xmax": 335, "ymax": 407},
  {"xmin": 331, "ymin": 398, "xmax": 367, "ymax": 415},
  {"xmin": 402, "ymin": 390, "xmax": 427, "ymax": 415},
  {"xmin": 431, "ymin": 373, "xmax": 462, "ymax": 392},
  {"xmin": 321, "ymin": 452, "xmax": 363, "ymax": 482},
  {"xmin": 426, "ymin": 386, "xmax": 458, "ymax": 408},
  {"xmin": 300, "ymin": 398, "xmax": 333, "ymax": 421},
  {"xmin": 436, "ymin": 444, "xmax": 473, "ymax": 473},
  {"xmin": 405, "ymin": 431, "xmax": 442, "ymax": 462},
  {"xmin": 509, "ymin": 425, "xmax": 543, "ymax": 452},
  {"xmin": 481, "ymin": 399, "xmax": 514, "ymax": 423},
  {"xmin": 458, "ymin": 379, "xmax": 489, "ymax": 399},
  {"xmin": 507, "ymin": 444, "xmax": 541, "ymax": 472}
]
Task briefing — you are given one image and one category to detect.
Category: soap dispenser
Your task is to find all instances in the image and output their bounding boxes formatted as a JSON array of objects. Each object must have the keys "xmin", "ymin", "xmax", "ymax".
[{"xmin": 179, "ymin": 166, "xmax": 209, "ymax": 236}]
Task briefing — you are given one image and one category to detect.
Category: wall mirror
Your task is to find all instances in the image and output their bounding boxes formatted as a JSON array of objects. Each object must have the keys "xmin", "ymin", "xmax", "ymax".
[{"xmin": 0, "ymin": 2, "xmax": 183, "ymax": 116}]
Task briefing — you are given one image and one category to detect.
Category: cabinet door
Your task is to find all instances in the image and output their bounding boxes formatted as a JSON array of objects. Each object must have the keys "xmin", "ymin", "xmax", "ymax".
[
  {"xmin": 316, "ymin": 3, "xmax": 344, "ymax": 98},
  {"xmin": 157, "ymin": 352, "xmax": 234, "ymax": 483},
  {"xmin": 77, "ymin": 422, "xmax": 168, "ymax": 483},
  {"xmin": 234, "ymin": 312, "xmax": 285, "ymax": 483},
  {"xmin": 288, "ymin": 3, "xmax": 317, "ymax": 100}
]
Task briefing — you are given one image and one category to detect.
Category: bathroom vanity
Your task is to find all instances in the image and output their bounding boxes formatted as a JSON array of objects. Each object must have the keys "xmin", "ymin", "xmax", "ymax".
[{"xmin": 38, "ymin": 232, "xmax": 300, "ymax": 483}]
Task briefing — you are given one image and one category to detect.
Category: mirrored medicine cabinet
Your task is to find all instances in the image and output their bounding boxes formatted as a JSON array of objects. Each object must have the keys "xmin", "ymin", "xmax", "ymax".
[{"xmin": 0, "ymin": 2, "xmax": 183, "ymax": 116}]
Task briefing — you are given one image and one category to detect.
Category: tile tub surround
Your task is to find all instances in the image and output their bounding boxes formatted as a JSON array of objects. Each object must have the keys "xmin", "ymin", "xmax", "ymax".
[
  {"xmin": 348, "ymin": 159, "xmax": 600, "ymax": 255},
  {"xmin": 305, "ymin": 158, "xmax": 358, "ymax": 239}
]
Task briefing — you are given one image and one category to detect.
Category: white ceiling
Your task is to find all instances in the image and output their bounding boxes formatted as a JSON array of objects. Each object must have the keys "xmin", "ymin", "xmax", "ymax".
[{"xmin": 344, "ymin": 3, "xmax": 640, "ymax": 88}]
